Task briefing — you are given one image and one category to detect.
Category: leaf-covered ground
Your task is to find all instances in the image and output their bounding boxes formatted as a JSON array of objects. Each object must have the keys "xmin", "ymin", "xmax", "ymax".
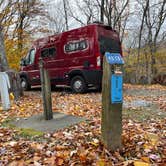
[{"xmin": 0, "ymin": 84, "xmax": 165, "ymax": 165}]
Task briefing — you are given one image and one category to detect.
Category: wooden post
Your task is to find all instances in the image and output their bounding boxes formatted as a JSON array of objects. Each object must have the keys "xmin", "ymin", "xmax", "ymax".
[
  {"xmin": 101, "ymin": 55, "xmax": 123, "ymax": 151},
  {"xmin": 39, "ymin": 59, "xmax": 53, "ymax": 120}
]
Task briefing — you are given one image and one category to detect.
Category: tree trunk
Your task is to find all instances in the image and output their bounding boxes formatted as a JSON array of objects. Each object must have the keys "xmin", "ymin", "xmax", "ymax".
[
  {"xmin": 6, "ymin": 70, "xmax": 23, "ymax": 100},
  {"xmin": 144, "ymin": 50, "xmax": 149, "ymax": 82},
  {"xmin": 0, "ymin": 25, "xmax": 23, "ymax": 99},
  {"xmin": 0, "ymin": 25, "xmax": 9, "ymax": 71},
  {"xmin": 100, "ymin": 0, "xmax": 104, "ymax": 23},
  {"xmin": 17, "ymin": 18, "xmax": 24, "ymax": 53},
  {"xmin": 63, "ymin": 0, "xmax": 69, "ymax": 31}
]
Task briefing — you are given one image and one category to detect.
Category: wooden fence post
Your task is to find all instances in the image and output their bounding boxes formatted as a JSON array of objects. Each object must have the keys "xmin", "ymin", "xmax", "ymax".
[
  {"xmin": 39, "ymin": 59, "xmax": 53, "ymax": 120},
  {"xmin": 101, "ymin": 53, "xmax": 124, "ymax": 151}
]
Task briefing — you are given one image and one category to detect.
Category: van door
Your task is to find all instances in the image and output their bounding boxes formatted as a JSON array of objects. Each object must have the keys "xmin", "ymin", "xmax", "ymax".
[
  {"xmin": 23, "ymin": 48, "xmax": 40, "ymax": 86},
  {"xmin": 40, "ymin": 46, "xmax": 58, "ymax": 85}
]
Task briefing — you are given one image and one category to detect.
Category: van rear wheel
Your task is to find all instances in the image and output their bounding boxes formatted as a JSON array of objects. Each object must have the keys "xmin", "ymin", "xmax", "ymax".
[
  {"xmin": 21, "ymin": 77, "xmax": 31, "ymax": 91},
  {"xmin": 70, "ymin": 76, "xmax": 87, "ymax": 93}
]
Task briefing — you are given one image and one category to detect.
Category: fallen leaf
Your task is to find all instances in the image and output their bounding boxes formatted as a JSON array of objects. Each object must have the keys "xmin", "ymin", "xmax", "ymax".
[
  {"xmin": 56, "ymin": 158, "xmax": 64, "ymax": 166},
  {"xmin": 9, "ymin": 141, "xmax": 17, "ymax": 147},
  {"xmin": 96, "ymin": 159, "xmax": 106, "ymax": 166},
  {"xmin": 141, "ymin": 157, "xmax": 150, "ymax": 163},
  {"xmin": 134, "ymin": 161, "xmax": 150, "ymax": 166},
  {"xmin": 145, "ymin": 133, "xmax": 159, "ymax": 146},
  {"xmin": 149, "ymin": 154, "xmax": 160, "ymax": 160}
]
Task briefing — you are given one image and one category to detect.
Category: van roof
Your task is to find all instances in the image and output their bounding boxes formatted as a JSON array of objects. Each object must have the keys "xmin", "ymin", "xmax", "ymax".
[
  {"xmin": 33, "ymin": 23, "xmax": 116, "ymax": 48},
  {"xmin": 36, "ymin": 23, "xmax": 113, "ymax": 40}
]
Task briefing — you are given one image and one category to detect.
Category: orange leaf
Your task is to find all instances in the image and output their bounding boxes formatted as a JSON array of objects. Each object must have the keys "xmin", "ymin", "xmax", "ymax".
[
  {"xmin": 79, "ymin": 153, "xmax": 87, "ymax": 162},
  {"xmin": 56, "ymin": 158, "xmax": 64, "ymax": 166},
  {"xmin": 141, "ymin": 157, "xmax": 150, "ymax": 163},
  {"xmin": 134, "ymin": 161, "xmax": 150, "ymax": 166}
]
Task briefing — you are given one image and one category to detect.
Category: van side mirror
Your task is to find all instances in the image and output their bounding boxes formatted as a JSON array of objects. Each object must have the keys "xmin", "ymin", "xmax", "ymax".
[{"xmin": 20, "ymin": 58, "xmax": 26, "ymax": 66}]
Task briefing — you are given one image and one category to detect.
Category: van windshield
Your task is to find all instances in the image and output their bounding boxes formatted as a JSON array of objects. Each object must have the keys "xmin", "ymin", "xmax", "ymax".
[
  {"xmin": 99, "ymin": 36, "xmax": 121, "ymax": 55},
  {"xmin": 25, "ymin": 49, "xmax": 35, "ymax": 65}
]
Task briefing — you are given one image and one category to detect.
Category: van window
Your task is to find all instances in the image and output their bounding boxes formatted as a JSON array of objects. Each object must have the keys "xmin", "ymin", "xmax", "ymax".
[
  {"xmin": 99, "ymin": 36, "xmax": 120, "ymax": 55},
  {"xmin": 65, "ymin": 40, "xmax": 87, "ymax": 53},
  {"xmin": 25, "ymin": 49, "xmax": 35, "ymax": 65},
  {"xmin": 41, "ymin": 47, "xmax": 56, "ymax": 58}
]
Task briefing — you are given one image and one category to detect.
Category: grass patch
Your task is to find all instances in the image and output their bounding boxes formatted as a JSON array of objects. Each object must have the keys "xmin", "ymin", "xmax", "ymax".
[
  {"xmin": 1, "ymin": 118, "xmax": 16, "ymax": 128},
  {"xmin": 1, "ymin": 119, "xmax": 44, "ymax": 140},
  {"xmin": 18, "ymin": 128, "xmax": 43, "ymax": 138},
  {"xmin": 123, "ymin": 106, "xmax": 166, "ymax": 122}
]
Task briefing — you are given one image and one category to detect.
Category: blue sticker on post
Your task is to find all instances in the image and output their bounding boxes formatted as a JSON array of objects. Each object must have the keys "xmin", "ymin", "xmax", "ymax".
[
  {"xmin": 105, "ymin": 52, "xmax": 124, "ymax": 65},
  {"xmin": 111, "ymin": 74, "xmax": 123, "ymax": 103}
]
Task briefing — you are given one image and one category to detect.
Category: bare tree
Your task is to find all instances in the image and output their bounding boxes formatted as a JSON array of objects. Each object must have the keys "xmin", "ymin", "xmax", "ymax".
[
  {"xmin": 97, "ymin": 0, "xmax": 129, "ymax": 27},
  {"xmin": 63, "ymin": 0, "xmax": 69, "ymax": 31},
  {"xmin": 71, "ymin": 0, "xmax": 130, "ymax": 42},
  {"xmin": 136, "ymin": 0, "xmax": 166, "ymax": 83},
  {"xmin": 45, "ymin": 0, "xmax": 71, "ymax": 33},
  {"xmin": 104, "ymin": 0, "xmax": 130, "ymax": 42},
  {"xmin": 100, "ymin": 0, "xmax": 104, "ymax": 22},
  {"xmin": 13, "ymin": 0, "xmax": 45, "ymax": 53},
  {"xmin": 68, "ymin": 0, "xmax": 100, "ymax": 25},
  {"xmin": 0, "ymin": 25, "xmax": 8, "ymax": 71}
]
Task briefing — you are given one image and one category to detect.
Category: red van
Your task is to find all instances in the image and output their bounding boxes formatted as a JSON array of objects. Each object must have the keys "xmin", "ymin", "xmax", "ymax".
[{"xmin": 19, "ymin": 23, "xmax": 122, "ymax": 93}]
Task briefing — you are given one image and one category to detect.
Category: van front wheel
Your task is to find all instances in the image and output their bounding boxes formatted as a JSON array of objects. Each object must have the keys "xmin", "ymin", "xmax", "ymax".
[
  {"xmin": 21, "ymin": 77, "xmax": 31, "ymax": 91},
  {"xmin": 70, "ymin": 76, "xmax": 87, "ymax": 93}
]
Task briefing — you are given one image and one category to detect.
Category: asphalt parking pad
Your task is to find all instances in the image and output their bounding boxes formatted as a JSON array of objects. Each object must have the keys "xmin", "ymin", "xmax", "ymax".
[{"xmin": 11, "ymin": 112, "xmax": 85, "ymax": 132}]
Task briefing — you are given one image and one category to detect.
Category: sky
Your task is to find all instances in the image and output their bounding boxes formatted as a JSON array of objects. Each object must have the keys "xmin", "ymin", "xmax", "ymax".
[{"xmin": 41, "ymin": 0, "xmax": 99, "ymax": 34}]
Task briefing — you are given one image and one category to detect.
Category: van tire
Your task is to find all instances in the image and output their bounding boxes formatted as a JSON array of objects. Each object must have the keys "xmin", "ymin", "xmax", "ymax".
[
  {"xmin": 70, "ymin": 76, "xmax": 87, "ymax": 93},
  {"xmin": 96, "ymin": 84, "xmax": 102, "ymax": 92},
  {"xmin": 21, "ymin": 77, "xmax": 31, "ymax": 91}
]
